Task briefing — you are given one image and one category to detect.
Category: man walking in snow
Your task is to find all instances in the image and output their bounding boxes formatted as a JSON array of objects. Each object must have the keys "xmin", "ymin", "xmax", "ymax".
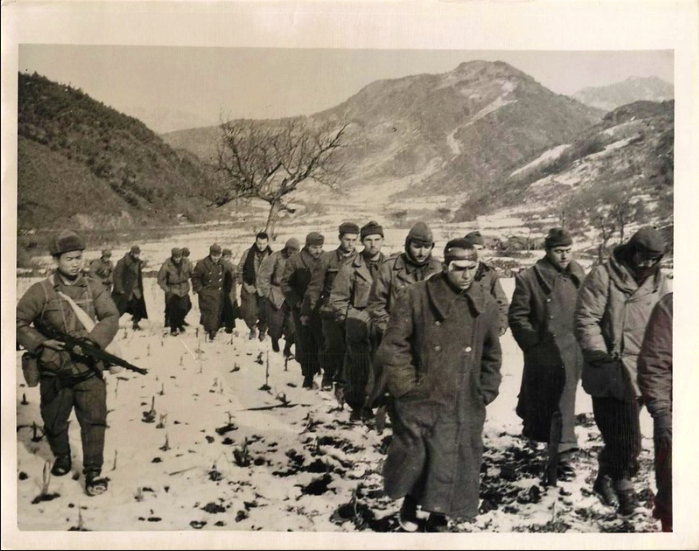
[
  {"xmin": 638, "ymin": 292, "xmax": 673, "ymax": 532},
  {"xmin": 157, "ymin": 247, "xmax": 191, "ymax": 336},
  {"xmin": 378, "ymin": 238, "xmax": 502, "ymax": 531},
  {"xmin": 88, "ymin": 249, "xmax": 114, "ymax": 292},
  {"xmin": 221, "ymin": 248, "xmax": 240, "ymax": 334},
  {"xmin": 302, "ymin": 222, "xmax": 360, "ymax": 390},
  {"xmin": 329, "ymin": 221, "xmax": 386, "ymax": 420},
  {"xmin": 508, "ymin": 228, "xmax": 586, "ymax": 481},
  {"xmin": 191, "ymin": 244, "xmax": 226, "ymax": 341},
  {"xmin": 365, "ymin": 222, "xmax": 442, "ymax": 408},
  {"xmin": 281, "ymin": 232, "xmax": 325, "ymax": 388},
  {"xmin": 575, "ymin": 226, "xmax": 669, "ymax": 517},
  {"xmin": 238, "ymin": 232, "xmax": 273, "ymax": 341},
  {"xmin": 257, "ymin": 237, "xmax": 300, "ymax": 356},
  {"xmin": 111, "ymin": 245, "xmax": 148, "ymax": 330}
]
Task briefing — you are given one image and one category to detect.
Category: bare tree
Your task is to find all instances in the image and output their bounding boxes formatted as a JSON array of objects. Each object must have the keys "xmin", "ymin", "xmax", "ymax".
[{"xmin": 212, "ymin": 117, "xmax": 348, "ymax": 237}]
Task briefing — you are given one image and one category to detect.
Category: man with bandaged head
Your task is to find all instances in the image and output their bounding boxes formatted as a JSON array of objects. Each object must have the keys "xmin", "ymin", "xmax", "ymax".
[{"xmin": 378, "ymin": 238, "xmax": 502, "ymax": 532}]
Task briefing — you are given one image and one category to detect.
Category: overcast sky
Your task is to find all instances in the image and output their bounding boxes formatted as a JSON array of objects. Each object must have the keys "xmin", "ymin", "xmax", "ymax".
[{"xmin": 19, "ymin": 46, "xmax": 673, "ymax": 131}]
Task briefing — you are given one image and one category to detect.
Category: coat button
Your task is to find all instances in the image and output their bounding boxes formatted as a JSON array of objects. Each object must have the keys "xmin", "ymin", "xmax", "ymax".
[
  {"xmin": 435, "ymin": 321, "xmax": 441, "ymax": 326},
  {"xmin": 549, "ymin": 315, "xmax": 554, "ymax": 319},
  {"xmin": 546, "ymin": 298, "xmax": 551, "ymax": 303},
  {"xmin": 434, "ymin": 345, "xmax": 441, "ymax": 352},
  {"xmin": 465, "ymin": 346, "xmax": 472, "ymax": 352}
]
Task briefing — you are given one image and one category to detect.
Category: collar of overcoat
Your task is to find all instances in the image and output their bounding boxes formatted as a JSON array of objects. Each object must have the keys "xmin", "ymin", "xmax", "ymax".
[
  {"xmin": 532, "ymin": 256, "xmax": 585, "ymax": 294},
  {"xmin": 351, "ymin": 251, "xmax": 386, "ymax": 281},
  {"xmin": 426, "ymin": 272, "xmax": 488, "ymax": 321}
]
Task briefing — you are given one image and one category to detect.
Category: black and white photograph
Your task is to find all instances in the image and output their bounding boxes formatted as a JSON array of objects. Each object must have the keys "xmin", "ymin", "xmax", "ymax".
[{"xmin": 2, "ymin": 1, "xmax": 698, "ymax": 548}]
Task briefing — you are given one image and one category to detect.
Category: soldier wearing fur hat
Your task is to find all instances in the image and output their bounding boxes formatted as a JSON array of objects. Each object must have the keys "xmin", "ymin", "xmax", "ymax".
[
  {"xmin": 88, "ymin": 250, "xmax": 114, "ymax": 292},
  {"xmin": 366, "ymin": 222, "xmax": 442, "ymax": 407},
  {"xmin": 378, "ymin": 238, "xmax": 502, "ymax": 531},
  {"xmin": 302, "ymin": 222, "xmax": 360, "ymax": 390},
  {"xmin": 509, "ymin": 228, "xmax": 586, "ymax": 481},
  {"xmin": 329, "ymin": 221, "xmax": 386, "ymax": 420},
  {"xmin": 281, "ymin": 232, "xmax": 325, "ymax": 388},
  {"xmin": 191, "ymin": 244, "xmax": 226, "ymax": 341},
  {"xmin": 464, "ymin": 231, "xmax": 509, "ymax": 335},
  {"xmin": 257, "ymin": 237, "xmax": 301, "ymax": 356},
  {"xmin": 16, "ymin": 230, "xmax": 119, "ymax": 496},
  {"xmin": 112, "ymin": 245, "xmax": 148, "ymax": 330},
  {"xmin": 157, "ymin": 247, "xmax": 191, "ymax": 336},
  {"xmin": 575, "ymin": 226, "xmax": 670, "ymax": 517}
]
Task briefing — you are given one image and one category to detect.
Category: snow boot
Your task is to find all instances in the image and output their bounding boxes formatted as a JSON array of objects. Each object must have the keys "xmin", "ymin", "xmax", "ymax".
[
  {"xmin": 85, "ymin": 470, "xmax": 109, "ymax": 497},
  {"xmin": 398, "ymin": 495, "xmax": 419, "ymax": 532},
  {"xmin": 51, "ymin": 454, "xmax": 71, "ymax": 477},
  {"xmin": 271, "ymin": 338, "xmax": 280, "ymax": 353},
  {"xmin": 593, "ymin": 473, "xmax": 619, "ymax": 508},
  {"xmin": 425, "ymin": 513, "xmax": 449, "ymax": 532},
  {"xmin": 617, "ymin": 488, "xmax": 645, "ymax": 518}
]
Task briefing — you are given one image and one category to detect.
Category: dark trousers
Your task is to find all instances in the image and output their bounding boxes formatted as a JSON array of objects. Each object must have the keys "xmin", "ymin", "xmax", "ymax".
[
  {"xmin": 166, "ymin": 294, "xmax": 189, "ymax": 331},
  {"xmin": 342, "ymin": 309, "xmax": 373, "ymax": 411},
  {"xmin": 292, "ymin": 309, "xmax": 322, "ymax": 380},
  {"xmin": 653, "ymin": 421, "xmax": 672, "ymax": 526},
  {"xmin": 40, "ymin": 375, "xmax": 107, "ymax": 472},
  {"xmin": 320, "ymin": 316, "xmax": 345, "ymax": 386},
  {"xmin": 266, "ymin": 300, "xmax": 294, "ymax": 342},
  {"xmin": 240, "ymin": 289, "xmax": 267, "ymax": 333},
  {"xmin": 592, "ymin": 396, "xmax": 642, "ymax": 485}
]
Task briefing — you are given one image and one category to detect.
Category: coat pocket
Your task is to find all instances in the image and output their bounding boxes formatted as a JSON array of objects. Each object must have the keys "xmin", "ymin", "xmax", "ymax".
[{"xmin": 38, "ymin": 347, "xmax": 67, "ymax": 374}]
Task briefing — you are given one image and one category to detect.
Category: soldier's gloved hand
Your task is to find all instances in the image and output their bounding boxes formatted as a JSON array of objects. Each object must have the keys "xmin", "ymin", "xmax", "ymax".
[
  {"xmin": 300, "ymin": 315, "xmax": 310, "ymax": 326},
  {"xmin": 498, "ymin": 326, "xmax": 508, "ymax": 337},
  {"xmin": 41, "ymin": 339, "xmax": 65, "ymax": 351},
  {"xmin": 586, "ymin": 350, "xmax": 619, "ymax": 368}
]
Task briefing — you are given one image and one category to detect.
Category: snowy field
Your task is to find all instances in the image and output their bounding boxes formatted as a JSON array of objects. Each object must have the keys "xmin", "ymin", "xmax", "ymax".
[{"xmin": 14, "ymin": 273, "xmax": 661, "ymax": 533}]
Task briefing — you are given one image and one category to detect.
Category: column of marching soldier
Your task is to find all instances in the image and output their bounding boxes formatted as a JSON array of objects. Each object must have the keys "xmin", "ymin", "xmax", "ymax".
[{"xmin": 16, "ymin": 225, "xmax": 672, "ymax": 533}]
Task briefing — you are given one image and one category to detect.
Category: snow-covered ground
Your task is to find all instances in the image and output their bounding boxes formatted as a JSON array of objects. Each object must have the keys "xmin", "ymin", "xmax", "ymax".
[{"xmin": 14, "ymin": 274, "xmax": 661, "ymax": 533}]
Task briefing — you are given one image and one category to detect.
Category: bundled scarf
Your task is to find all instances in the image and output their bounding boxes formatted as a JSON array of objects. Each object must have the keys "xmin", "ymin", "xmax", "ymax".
[{"xmin": 242, "ymin": 244, "xmax": 272, "ymax": 285}]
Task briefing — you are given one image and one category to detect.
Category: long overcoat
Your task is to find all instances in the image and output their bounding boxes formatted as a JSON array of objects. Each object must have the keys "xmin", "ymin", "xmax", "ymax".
[
  {"xmin": 112, "ymin": 253, "xmax": 148, "ymax": 319},
  {"xmin": 191, "ymin": 256, "xmax": 225, "ymax": 333},
  {"xmin": 508, "ymin": 257, "xmax": 585, "ymax": 444},
  {"xmin": 377, "ymin": 274, "xmax": 502, "ymax": 519}
]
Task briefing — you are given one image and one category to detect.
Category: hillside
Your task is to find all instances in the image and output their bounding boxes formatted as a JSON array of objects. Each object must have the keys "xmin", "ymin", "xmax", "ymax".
[
  {"xmin": 455, "ymin": 100, "xmax": 674, "ymax": 247},
  {"xmin": 164, "ymin": 61, "xmax": 603, "ymax": 205},
  {"xmin": 17, "ymin": 72, "xmax": 218, "ymax": 230},
  {"xmin": 572, "ymin": 76, "xmax": 674, "ymax": 112}
]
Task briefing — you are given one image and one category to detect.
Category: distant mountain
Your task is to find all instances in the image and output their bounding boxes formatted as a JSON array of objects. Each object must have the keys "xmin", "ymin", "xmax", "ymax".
[
  {"xmin": 18, "ymin": 72, "xmax": 218, "ymax": 230},
  {"xmin": 164, "ymin": 60, "xmax": 603, "ymax": 204},
  {"xmin": 454, "ymin": 100, "xmax": 674, "ymax": 238},
  {"xmin": 572, "ymin": 76, "xmax": 674, "ymax": 112},
  {"xmin": 120, "ymin": 105, "xmax": 216, "ymax": 134}
]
